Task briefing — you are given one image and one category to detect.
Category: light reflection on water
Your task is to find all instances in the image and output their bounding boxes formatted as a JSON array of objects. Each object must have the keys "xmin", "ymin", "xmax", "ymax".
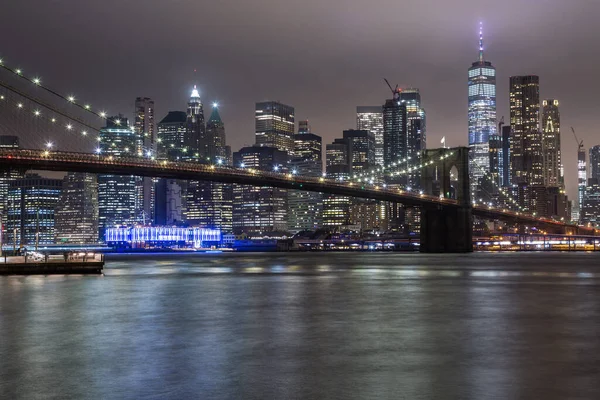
[{"xmin": 1, "ymin": 252, "xmax": 600, "ymax": 399}]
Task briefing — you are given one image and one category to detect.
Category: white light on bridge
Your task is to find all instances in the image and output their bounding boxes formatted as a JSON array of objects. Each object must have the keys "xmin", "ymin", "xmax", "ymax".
[
  {"xmin": 68, "ymin": 95, "xmax": 75, "ymax": 102},
  {"xmin": 33, "ymin": 77, "xmax": 41, "ymax": 85},
  {"xmin": 46, "ymin": 141, "xmax": 53, "ymax": 149},
  {"xmin": 66, "ymin": 124, "xmax": 73, "ymax": 130},
  {"xmin": 100, "ymin": 111, "xmax": 107, "ymax": 118}
]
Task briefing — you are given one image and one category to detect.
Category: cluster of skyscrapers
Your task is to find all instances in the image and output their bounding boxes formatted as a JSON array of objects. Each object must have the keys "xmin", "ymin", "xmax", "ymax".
[
  {"xmin": 1, "ymin": 23, "xmax": 600, "ymax": 247},
  {"xmin": 467, "ymin": 24, "xmax": 598, "ymax": 225}
]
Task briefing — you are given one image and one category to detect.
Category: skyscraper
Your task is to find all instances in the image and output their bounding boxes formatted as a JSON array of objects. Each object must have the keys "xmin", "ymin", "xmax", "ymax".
[
  {"xmin": 255, "ymin": 101, "xmax": 295, "ymax": 153},
  {"xmin": 206, "ymin": 103, "xmax": 228, "ymax": 163},
  {"xmin": 185, "ymin": 85, "xmax": 206, "ymax": 160},
  {"xmin": 542, "ymin": 99, "xmax": 562, "ymax": 187},
  {"xmin": 468, "ymin": 23, "xmax": 497, "ymax": 197},
  {"xmin": 97, "ymin": 116, "xmax": 139, "ymax": 239},
  {"xmin": 382, "ymin": 98, "xmax": 408, "ymax": 183},
  {"xmin": 232, "ymin": 146, "xmax": 288, "ymax": 234},
  {"xmin": 323, "ymin": 139, "xmax": 352, "ymax": 228},
  {"xmin": 134, "ymin": 97, "xmax": 156, "ymax": 224},
  {"xmin": 577, "ymin": 144, "xmax": 587, "ymax": 222},
  {"xmin": 343, "ymin": 129, "xmax": 376, "ymax": 172},
  {"xmin": 356, "ymin": 106, "xmax": 384, "ymax": 167},
  {"xmin": 589, "ymin": 145, "xmax": 600, "ymax": 181},
  {"xmin": 500, "ymin": 125, "xmax": 511, "ymax": 187},
  {"xmin": 0, "ymin": 135, "xmax": 23, "ymax": 237},
  {"xmin": 288, "ymin": 127, "xmax": 323, "ymax": 233},
  {"xmin": 157, "ymin": 111, "xmax": 187, "ymax": 160},
  {"xmin": 509, "ymin": 75, "xmax": 542, "ymax": 186},
  {"xmin": 293, "ymin": 131, "xmax": 322, "ymax": 162},
  {"xmin": 6, "ymin": 174, "xmax": 62, "ymax": 246},
  {"xmin": 400, "ymin": 88, "xmax": 427, "ymax": 187},
  {"xmin": 55, "ymin": 173, "xmax": 99, "ymax": 244}
]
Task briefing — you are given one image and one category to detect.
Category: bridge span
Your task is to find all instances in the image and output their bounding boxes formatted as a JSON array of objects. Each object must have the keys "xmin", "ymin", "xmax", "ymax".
[{"xmin": 0, "ymin": 148, "xmax": 594, "ymax": 252}]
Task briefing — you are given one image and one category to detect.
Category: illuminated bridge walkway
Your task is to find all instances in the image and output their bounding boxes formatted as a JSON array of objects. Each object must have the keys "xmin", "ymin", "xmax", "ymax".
[{"xmin": 0, "ymin": 148, "xmax": 595, "ymax": 252}]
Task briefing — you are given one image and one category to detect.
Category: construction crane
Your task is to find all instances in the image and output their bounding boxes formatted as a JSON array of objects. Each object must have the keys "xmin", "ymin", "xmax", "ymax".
[
  {"xmin": 383, "ymin": 78, "xmax": 401, "ymax": 101},
  {"xmin": 571, "ymin": 127, "xmax": 584, "ymax": 152}
]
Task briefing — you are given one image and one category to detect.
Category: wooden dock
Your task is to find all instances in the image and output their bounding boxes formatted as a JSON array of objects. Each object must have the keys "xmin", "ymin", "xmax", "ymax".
[{"xmin": 0, "ymin": 254, "xmax": 104, "ymax": 275}]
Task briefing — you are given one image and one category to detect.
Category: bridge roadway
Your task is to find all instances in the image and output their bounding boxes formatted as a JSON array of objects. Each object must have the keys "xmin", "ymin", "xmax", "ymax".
[{"xmin": 0, "ymin": 148, "xmax": 593, "ymax": 235}]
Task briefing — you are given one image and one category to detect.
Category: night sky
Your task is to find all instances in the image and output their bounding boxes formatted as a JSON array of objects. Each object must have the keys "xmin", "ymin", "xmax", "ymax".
[{"xmin": 1, "ymin": 0, "xmax": 599, "ymax": 199}]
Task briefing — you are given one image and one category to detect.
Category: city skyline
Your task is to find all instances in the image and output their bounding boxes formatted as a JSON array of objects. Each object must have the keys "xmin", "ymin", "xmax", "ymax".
[{"xmin": 1, "ymin": 1, "xmax": 599, "ymax": 203}]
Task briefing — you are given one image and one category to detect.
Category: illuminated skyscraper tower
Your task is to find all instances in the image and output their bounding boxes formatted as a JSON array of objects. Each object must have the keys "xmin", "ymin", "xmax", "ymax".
[
  {"xmin": 468, "ymin": 23, "xmax": 496, "ymax": 197},
  {"xmin": 542, "ymin": 99, "xmax": 563, "ymax": 188},
  {"xmin": 185, "ymin": 85, "xmax": 205, "ymax": 160}
]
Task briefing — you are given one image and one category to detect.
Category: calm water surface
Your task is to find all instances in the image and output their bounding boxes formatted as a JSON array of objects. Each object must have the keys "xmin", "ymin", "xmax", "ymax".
[{"xmin": 1, "ymin": 252, "xmax": 600, "ymax": 399}]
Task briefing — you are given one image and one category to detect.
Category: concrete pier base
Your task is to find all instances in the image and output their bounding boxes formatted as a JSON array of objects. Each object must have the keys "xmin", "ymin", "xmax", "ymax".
[{"xmin": 420, "ymin": 206, "xmax": 473, "ymax": 253}]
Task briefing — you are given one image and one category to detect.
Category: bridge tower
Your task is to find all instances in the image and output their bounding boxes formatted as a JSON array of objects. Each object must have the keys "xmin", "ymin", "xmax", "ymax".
[{"xmin": 420, "ymin": 147, "xmax": 473, "ymax": 253}]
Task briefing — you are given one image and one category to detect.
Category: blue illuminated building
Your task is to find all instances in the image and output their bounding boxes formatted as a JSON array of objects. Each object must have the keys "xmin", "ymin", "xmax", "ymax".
[
  {"xmin": 468, "ymin": 23, "xmax": 496, "ymax": 196},
  {"xmin": 105, "ymin": 226, "xmax": 222, "ymax": 248}
]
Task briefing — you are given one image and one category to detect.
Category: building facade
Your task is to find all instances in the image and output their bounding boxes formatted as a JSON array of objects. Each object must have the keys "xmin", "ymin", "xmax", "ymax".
[
  {"xmin": 134, "ymin": 97, "xmax": 156, "ymax": 224},
  {"xmin": 323, "ymin": 139, "xmax": 352, "ymax": 228},
  {"xmin": 542, "ymin": 99, "xmax": 562, "ymax": 188},
  {"xmin": 468, "ymin": 25, "xmax": 496, "ymax": 197},
  {"xmin": 54, "ymin": 172, "xmax": 99, "ymax": 244},
  {"xmin": 6, "ymin": 174, "xmax": 62, "ymax": 246},
  {"xmin": 356, "ymin": 106, "xmax": 384, "ymax": 167},
  {"xmin": 232, "ymin": 146, "xmax": 288, "ymax": 234},
  {"xmin": 509, "ymin": 75, "xmax": 542, "ymax": 188},
  {"xmin": 255, "ymin": 101, "xmax": 295, "ymax": 153},
  {"xmin": 0, "ymin": 135, "xmax": 23, "ymax": 237},
  {"xmin": 157, "ymin": 111, "xmax": 187, "ymax": 160},
  {"xmin": 382, "ymin": 98, "xmax": 408, "ymax": 184},
  {"xmin": 185, "ymin": 86, "xmax": 206, "ymax": 160},
  {"xmin": 98, "ymin": 116, "xmax": 140, "ymax": 239}
]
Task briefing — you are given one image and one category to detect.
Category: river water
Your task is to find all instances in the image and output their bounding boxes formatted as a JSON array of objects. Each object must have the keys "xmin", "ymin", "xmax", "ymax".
[{"xmin": 1, "ymin": 252, "xmax": 600, "ymax": 399}]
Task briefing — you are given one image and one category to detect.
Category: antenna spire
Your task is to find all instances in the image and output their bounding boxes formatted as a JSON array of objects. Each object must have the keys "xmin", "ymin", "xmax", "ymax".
[{"xmin": 479, "ymin": 22, "xmax": 484, "ymax": 62}]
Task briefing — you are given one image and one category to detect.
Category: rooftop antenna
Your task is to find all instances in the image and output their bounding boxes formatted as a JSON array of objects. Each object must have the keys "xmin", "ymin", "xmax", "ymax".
[{"xmin": 479, "ymin": 22, "xmax": 485, "ymax": 62}]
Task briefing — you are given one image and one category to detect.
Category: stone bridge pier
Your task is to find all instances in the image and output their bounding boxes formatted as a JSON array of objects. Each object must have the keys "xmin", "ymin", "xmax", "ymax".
[{"xmin": 419, "ymin": 147, "xmax": 473, "ymax": 253}]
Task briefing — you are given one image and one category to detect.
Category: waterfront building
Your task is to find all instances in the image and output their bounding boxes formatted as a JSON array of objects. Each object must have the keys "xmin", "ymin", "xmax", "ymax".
[
  {"xmin": 468, "ymin": 24, "xmax": 496, "ymax": 198},
  {"xmin": 255, "ymin": 101, "xmax": 295, "ymax": 153},
  {"xmin": 6, "ymin": 174, "xmax": 62, "ymax": 246},
  {"xmin": 134, "ymin": 97, "xmax": 156, "ymax": 224},
  {"xmin": 232, "ymin": 146, "xmax": 288, "ymax": 234},
  {"xmin": 97, "ymin": 116, "xmax": 139, "ymax": 239},
  {"xmin": 356, "ymin": 106, "xmax": 384, "ymax": 167},
  {"xmin": 542, "ymin": 99, "xmax": 563, "ymax": 188},
  {"xmin": 509, "ymin": 75, "xmax": 542, "ymax": 187},
  {"xmin": 54, "ymin": 173, "xmax": 99, "ymax": 244},
  {"xmin": 105, "ymin": 226, "xmax": 221, "ymax": 249}
]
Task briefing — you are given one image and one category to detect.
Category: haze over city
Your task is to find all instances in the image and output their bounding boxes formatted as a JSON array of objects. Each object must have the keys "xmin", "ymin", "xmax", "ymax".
[{"xmin": 1, "ymin": 0, "xmax": 599, "ymax": 199}]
